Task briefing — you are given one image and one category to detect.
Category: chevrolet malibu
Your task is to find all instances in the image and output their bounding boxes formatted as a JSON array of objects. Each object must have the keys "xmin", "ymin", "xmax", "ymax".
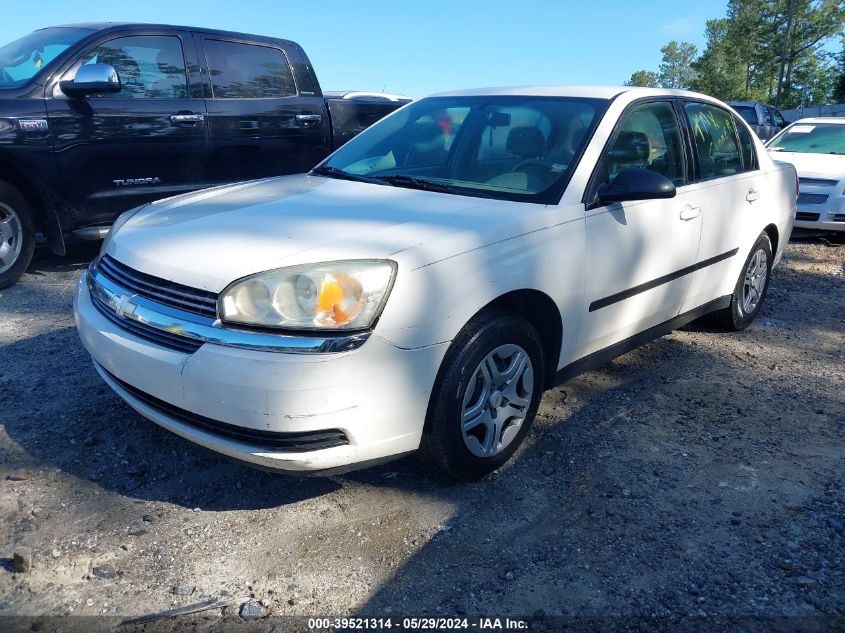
[
  {"xmin": 766, "ymin": 117, "xmax": 845, "ymax": 231},
  {"xmin": 74, "ymin": 87, "xmax": 797, "ymax": 480}
]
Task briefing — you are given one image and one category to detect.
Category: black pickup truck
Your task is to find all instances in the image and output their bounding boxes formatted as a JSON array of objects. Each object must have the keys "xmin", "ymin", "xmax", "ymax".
[{"xmin": 0, "ymin": 23, "xmax": 410, "ymax": 287}]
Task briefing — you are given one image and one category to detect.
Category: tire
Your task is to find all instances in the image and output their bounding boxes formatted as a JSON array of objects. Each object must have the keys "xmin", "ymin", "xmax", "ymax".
[
  {"xmin": 421, "ymin": 310, "xmax": 545, "ymax": 481},
  {"xmin": 0, "ymin": 181, "xmax": 36, "ymax": 290},
  {"xmin": 712, "ymin": 232, "xmax": 773, "ymax": 331}
]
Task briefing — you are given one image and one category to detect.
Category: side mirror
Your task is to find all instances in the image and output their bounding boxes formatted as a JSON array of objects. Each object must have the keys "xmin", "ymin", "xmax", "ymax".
[
  {"xmin": 596, "ymin": 167, "xmax": 676, "ymax": 204},
  {"xmin": 60, "ymin": 64, "xmax": 121, "ymax": 97}
]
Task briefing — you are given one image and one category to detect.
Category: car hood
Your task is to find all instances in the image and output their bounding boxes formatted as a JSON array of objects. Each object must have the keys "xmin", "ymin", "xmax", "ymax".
[
  {"xmin": 106, "ymin": 174, "xmax": 546, "ymax": 292},
  {"xmin": 769, "ymin": 150, "xmax": 845, "ymax": 178}
]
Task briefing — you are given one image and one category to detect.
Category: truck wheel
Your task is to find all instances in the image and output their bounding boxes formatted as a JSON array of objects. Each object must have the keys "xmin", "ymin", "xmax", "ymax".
[
  {"xmin": 0, "ymin": 181, "xmax": 35, "ymax": 290},
  {"xmin": 713, "ymin": 232, "xmax": 772, "ymax": 331},
  {"xmin": 421, "ymin": 309, "xmax": 544, "ymax": 481}
]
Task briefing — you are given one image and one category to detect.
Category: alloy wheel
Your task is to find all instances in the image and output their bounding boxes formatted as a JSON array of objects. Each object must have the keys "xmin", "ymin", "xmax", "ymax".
[
  {"xmin": 460, "ymin": 343, "xmax": 534, "ymax": 458},
  {"xmin": 741, "ymin": 248, "xmax": 767, "ymax": 315},
  {"xmin": 0, "ymin": 202, "xmax": 23, "ymax": 275}
]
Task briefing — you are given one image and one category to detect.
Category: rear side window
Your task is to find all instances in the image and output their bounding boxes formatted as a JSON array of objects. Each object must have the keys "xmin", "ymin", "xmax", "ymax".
[
  {"xmin": 735, "ymin": 118, "xmax": 758, "ymax": 171},
  {"xmin": 204, "ymin": 40, "xmax": 295, "ymax": 98},
  {"xmin": 684, "ymin": 102, "xmax": 742, "ymax": 180},
  {"xmin": 769, "ymin": 108, "xmax": 786, "ymax": 128},
  {"xmin": 602, "ymin": 101, "xmax": 687, "ymax": 186},
  {"xmin": 81, "ymin": 35, "xmax": 187, "ymax": 98},
  {"xmin": 733, "ymin": 105, "xmax": 758, "ymax": 126}
]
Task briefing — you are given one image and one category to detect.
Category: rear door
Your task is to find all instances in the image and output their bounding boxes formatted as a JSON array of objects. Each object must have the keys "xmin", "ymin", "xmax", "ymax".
[
  {"xmin": 576, "ymin": 99, "xmax": 702, "ymax": 358},
  {"xmin": 197, "ymin": 35, "xmax": 331, "ymax": 183},
  {"xmin": 47, "ymin": 31, "xmax": 209, "ymax": 225},
  {"xmin": 679, "ymin": 101, "xmax": 764, "ymax": 312}
]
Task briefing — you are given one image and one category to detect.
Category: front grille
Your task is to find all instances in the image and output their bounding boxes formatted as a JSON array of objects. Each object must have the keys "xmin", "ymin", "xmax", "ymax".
[
  {"xmin": 795, "ymin": 212, "xmax": 821, "ymax": 222},
  {"xmin": 797, "ymin": 193, "xmax": 829, "ymax": 205},
  {"xmin": 91, "ymin": 293, "xmax": 203, "ymax": 353},
  {"xmin": 101, "ymin": 365, "xmax": 349, "ymax": 452},
  {"xmin": 98, "ymin": 255, "xmax": 219, "ymax": 319},
  {"xmin": 833, "ymin": 214, "xmax": 845, "ymax": 223},
  {"xmin": 799, "ymin": 177, "xmax": 838, "ymax": 188}
]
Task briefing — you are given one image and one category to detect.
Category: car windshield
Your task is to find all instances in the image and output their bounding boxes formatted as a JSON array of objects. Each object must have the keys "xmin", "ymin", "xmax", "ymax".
[
  {"xmin": 733, "ymin": 105, "xmax": 758, "ymax": 125},
  {"xmin": 768, "ymin": 122, "xmax": 845, "ymax": 154},
  {"xmin": 0, "ymin": 27, "xmax": 92, "ymax": 88},
  {"xmin": 319, "ymin": 95, "xmax": 608, "ymax": 203}
]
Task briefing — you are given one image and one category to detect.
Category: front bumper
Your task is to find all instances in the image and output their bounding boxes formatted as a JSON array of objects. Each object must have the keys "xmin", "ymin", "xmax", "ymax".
[{"xmin": 74, "ymin": 272, "xmax": 448, "ymax": 473}]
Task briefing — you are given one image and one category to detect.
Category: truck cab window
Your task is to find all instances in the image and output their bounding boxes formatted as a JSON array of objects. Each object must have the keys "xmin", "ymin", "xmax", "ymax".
[
  {"xmin": 203, "ymin": 40, "xmax": 295, "ymax": 99},
  {"xmin": 80, "ymin": 36, "xmax": 187, "ymax": 98}
]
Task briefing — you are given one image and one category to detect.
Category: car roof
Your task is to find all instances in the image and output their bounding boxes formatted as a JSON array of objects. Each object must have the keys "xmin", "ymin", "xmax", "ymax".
[
  {"xmin": 46, "ymin": 22, "xmax": 298, "ymax": 46},
  {"xmin": 727, "ymin": 101, "xmax": 772, "ymax": 107},
  {"xmin": 791, "ymin": 117, "xmax": 845, "ymax": 125},
  {"xmin": 429, "ymin": 85, "xmax": 720, "ymax": 101}
]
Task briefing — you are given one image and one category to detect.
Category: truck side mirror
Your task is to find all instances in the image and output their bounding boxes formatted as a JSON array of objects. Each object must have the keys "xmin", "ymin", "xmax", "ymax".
[{"xmin": 60, "ymin": 64, "xmax": 121, "ymax": 97}]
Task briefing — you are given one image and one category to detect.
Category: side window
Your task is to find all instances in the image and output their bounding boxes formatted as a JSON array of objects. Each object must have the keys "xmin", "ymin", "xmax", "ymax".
[
  {"xmin": 684, "ymin": 102, "xmax": 742, "ymax": 180},
  {"xmin": 81, "ymin": 36, "xmax": 187, "ymax": 98},
  {"xmin": 735, "ymin": 118, "xmax": 758, "ymax": 172},
  {"xmin": 761, "ymin": 108, "xmax": 774, "ymax": 126},
  {"xmin": 204, "ymin": 40, "xmax": 295, "ymax": 98},
  {"xmin": 603, "ymin": 101, "xmax": 687, "ymax": 186},
  {"xmin": 770, "ymin": 108, "xmax": 786, "ymax": 128}
]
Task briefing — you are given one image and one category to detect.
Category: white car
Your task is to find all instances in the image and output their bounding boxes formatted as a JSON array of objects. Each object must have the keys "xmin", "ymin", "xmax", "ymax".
[
  {"xmin": 74, "ymin": 86, "xmax": 797, "ymax": 480},
  {"xmin": 766, "ymin": 117, "xmax": 845, "ymax": 231}
]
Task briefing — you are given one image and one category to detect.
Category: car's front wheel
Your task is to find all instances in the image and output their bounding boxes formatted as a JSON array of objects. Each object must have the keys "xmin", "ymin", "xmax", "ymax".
[
  {"xmin": 421, "ymin": 310, "xmax": 544, "ymax": 481},
  {"xmin": 0, "ymin": 181, "xmax": 36, "ymax": 290},
  {"xmin": 713, "ymin": 232, "xmax": 773, "ymax": 331}
]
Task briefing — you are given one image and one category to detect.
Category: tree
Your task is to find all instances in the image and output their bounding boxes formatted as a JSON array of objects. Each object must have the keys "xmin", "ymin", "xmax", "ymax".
[
  {"xmin": 658, "ymin": 41, "xmax": 698, "ymax": 89},
  {"xmin": 625, "ymin": 70, "xmax": 660, "ymax": 87},
  {"xmin": 834, "ymin": 45, "xmax": 845, "ymax": 102},
  {"xmin": 773, "ymin": 0, "xmax": 845, "ymax": 106}
]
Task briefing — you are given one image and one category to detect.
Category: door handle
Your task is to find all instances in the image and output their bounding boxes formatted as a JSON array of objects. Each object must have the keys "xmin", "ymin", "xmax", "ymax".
[
  {"xmin": 170, "ymin": 113, "xmax": 205, "ymax": 125},
  {"xmin": 746, "ymin": 188, "xmax": 760, "ymax": 203},
  {"xmin": 295, "ymin": 113, "xmax": 322, "ymax": 123},
  {"xmin": 679, "ymin": 205, "xmax": 701, "ymax": 221}
]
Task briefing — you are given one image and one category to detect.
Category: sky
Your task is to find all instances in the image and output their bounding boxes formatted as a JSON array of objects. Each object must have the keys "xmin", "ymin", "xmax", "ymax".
[{"xmin": 1, "ymin": 0, "xmax": 730, "ymax": 98}]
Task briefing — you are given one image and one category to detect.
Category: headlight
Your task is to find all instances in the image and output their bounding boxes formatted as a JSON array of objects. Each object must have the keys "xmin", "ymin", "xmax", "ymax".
[{"xmin": 218, "ymin": 260, "xmax": 397, "ymax": 331}]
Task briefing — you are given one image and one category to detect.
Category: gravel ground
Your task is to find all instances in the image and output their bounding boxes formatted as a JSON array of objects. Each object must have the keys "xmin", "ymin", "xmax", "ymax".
[{"xmin": 0, "ymin": 236, "xmax": 843, "ymax": 630}]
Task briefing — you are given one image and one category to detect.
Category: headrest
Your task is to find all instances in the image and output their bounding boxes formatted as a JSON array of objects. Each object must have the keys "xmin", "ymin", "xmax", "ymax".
[
  {"xmin": 506, "ymin": 127, "xmax": 546, "ymax": 158},
  {"xmin": 608, "ymin": 131, "xmax": 650, "ymax": 163}
]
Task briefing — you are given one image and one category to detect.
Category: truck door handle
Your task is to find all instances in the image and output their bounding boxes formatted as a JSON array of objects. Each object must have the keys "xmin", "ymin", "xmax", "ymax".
[
  {"xmin": 170, "ymin": 113, "xmax": 205, "ymax": 125},
  {"xmin": 746, "ymin": 188, "xmax": 760, "ymax": 203},
  {"xmin": 679, "ymin": 205, "xmax": 701, "ymax": 221},
  {"xmin": 295, "ymin": 113, "xmax": 322, "ymax": 123}
]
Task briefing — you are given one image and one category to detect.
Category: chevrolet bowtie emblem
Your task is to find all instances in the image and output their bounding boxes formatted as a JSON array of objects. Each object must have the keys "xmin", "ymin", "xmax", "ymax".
[{"xmin": 114, "ymin": 294, "xmax": 138, "ymax": 319}]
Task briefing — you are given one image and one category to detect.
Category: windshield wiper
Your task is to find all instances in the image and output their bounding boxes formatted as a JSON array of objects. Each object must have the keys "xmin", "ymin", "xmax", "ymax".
[
  {"xmin": 373, "ymin": 174, "xmax": 459, "ymax": 193},
  {"xmin": 310, "ymin": 165, "xmax": 382, "ymax": 184}
]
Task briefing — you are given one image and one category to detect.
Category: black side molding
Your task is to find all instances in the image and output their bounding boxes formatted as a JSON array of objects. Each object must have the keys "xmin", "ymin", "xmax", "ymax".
[
  {"xmin": 589, "ymin": 249, "xmax": 739, "ymax": 312},
  {"xmin": 552, "ymin": 295, "xmax": 731, "ymax": 388}
]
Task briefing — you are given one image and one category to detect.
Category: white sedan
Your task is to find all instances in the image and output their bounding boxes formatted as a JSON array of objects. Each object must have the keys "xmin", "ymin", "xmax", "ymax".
[
  {"xmin": 74, "ymin": 86, "xmax": 797, "ymax": 480},
  {"xmin": 767, "ymin": 117, "xmax": 845, "ymax": 231}
]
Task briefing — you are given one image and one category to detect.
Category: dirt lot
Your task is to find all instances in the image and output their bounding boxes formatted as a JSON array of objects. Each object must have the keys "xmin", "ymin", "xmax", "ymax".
[{"xmin": 0, "ymin": 236, "xmax": 843, "ymax": 630}]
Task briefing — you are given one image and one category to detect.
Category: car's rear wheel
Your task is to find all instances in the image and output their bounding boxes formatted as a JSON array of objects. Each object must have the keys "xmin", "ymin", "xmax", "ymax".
[
  {"xmin": 421, "ymin": 310, "xmax": 544, "ymax": 481},
  {"xmin": 713, "ymin": 232, "xmax": 772, "ymax": 331},
  {"xmin": 0, "ymin": 181, "xmax": 36, "ymax": 290}
]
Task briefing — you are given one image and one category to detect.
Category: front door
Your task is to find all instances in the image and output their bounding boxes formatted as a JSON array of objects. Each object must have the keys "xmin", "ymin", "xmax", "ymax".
[
  {"xmin": 47, "ymin": 31, "xmax": 209, "ymax": 226},
  {"xmin": 576, "ymin": 100, "xmax": 702, "ymax": 359}
]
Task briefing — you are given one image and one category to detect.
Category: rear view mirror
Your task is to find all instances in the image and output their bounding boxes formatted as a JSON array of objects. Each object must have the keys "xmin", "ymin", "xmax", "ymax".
[
  {"xmin": 487, "ymin": 111, "xmax": 511, "ymax": 127},
  {"xmin": 61, "ymin": 64, "xmax": 121, "ymax": 97},
  {"xmin": 597, "ymin": 167, "xmax": 676, "ymax": 204}
]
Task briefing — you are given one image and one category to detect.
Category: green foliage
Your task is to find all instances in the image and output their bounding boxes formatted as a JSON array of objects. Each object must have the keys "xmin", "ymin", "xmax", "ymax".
[
  {"xmin": 634, "ymin": 0, "xmax": 845, "ymax": 107},
  {"xmin": 659, "ymin": 41, "xmax": 699, "ymax": 89},
  {"xmin": 625, "ymin": 70, "xmax": 660, "ymax": 87}
]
